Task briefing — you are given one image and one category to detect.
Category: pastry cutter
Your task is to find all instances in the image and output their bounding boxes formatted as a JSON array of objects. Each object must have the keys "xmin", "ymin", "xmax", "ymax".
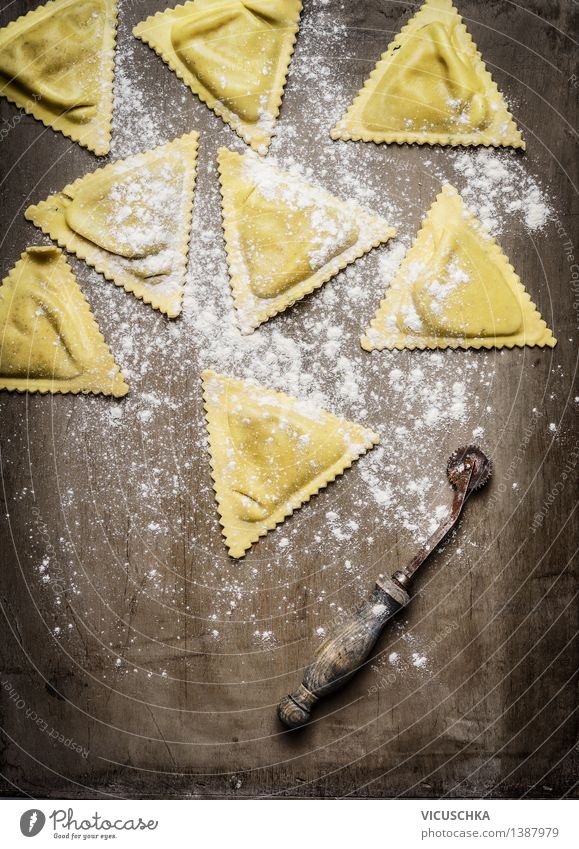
[{"xmin": 278, "ymin": 445, "xmax": 492, "ymax": 729}]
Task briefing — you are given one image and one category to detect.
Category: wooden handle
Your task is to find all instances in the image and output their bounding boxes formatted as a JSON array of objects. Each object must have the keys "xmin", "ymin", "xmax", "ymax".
[{"xmin": 278, "ymin": 577, "xmax": 409, "ymax": 729}]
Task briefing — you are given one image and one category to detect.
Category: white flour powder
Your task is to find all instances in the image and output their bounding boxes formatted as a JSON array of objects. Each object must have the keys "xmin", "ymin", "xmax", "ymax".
[{"xmin": 14, "ymin": 0, "xmax": 560, "ymax": 671}]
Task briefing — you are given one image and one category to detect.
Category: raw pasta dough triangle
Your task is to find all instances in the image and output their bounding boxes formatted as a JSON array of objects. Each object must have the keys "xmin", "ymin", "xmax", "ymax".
[
  {"xmin": 25, "ymin": 133, "xmax": 199, "ymax": 318},
  {"xmin": 0, "ymin": 0, "xmax": 117, "ymax": 155},
  {"xmin": 218, "ymin": 147, "xmax": 396, "ymax": 333},
  {"xmin": 361, "ymin": 185, "xmax": 556, "ymax": 351},
  {"xmin": 331, "ymin": 0, "xmax": 524, "ymax": 149},
  {"xmin": 133, "ymin": 0, "xmax": 302, "ymax": 153},
  {"xmin": 0, "ymin": 246, "xmax": 128, "ymax": 396},
  {"xmin": 202, "ymin": 370, "xmax": 379, "ymax": 558}
]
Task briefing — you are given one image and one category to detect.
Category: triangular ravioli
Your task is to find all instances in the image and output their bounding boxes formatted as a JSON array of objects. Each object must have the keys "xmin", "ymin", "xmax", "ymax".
[
  {"xmin": 202, "ymin": 370, "xmax": 379, "ymax": 558},
  {"xmin": 218, "ymin": 147, "xmax": 396, "ymax": 333},
  {"xmin": 0, "ymin": 0, "xmax": 117, "ymax": 156},
  {"xmin": 0, "ymin": 246, "xmax": 128, "ymax": 396},
  {"xmin": 361, "ymin": 185, "xmax": 556, "ymax": 351},
  {"xmin": 25, "ymin": 133, "xmax": 199, "ymax": 318},
  {"xmin": 134, "ymin": 0, "xmax": 302, "ymax": 153},
  {"xmin": 331, "ymin": 0, "xmax": 524, "ymax": 149}
]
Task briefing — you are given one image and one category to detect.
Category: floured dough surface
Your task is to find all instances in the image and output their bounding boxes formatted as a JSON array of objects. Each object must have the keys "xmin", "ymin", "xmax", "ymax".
[
  {"xmin": 362, "ymin": 185, "xmax": 556, "ymax": 351},
  {"xmin": 25, "ymin": 133, "xmax": 199, "ymax": 318},
  {"xmin": 218, "ymin": 147, "xmax": 396, "ymax": 332}
]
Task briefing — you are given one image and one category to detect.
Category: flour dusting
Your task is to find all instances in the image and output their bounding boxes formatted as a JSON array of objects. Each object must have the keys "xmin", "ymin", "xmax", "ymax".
[{"xmin": 15, "ymin": 0, "xmax": 559, "ymax": 671}]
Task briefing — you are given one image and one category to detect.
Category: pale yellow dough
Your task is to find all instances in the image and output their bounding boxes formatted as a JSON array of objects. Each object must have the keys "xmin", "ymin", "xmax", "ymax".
[
  {"xmin": 331, "ymin": 0, "xmax": 524, "ymax": 149},
  {"xmin": 0, "ymin": 0, "xmax": 117, "ymax": 155},
  {"xmin": 218, "ymin": 147, "xmax": 396, "ymax": 332},
  {"xmin": 361, "ymin": 185, "xmax": 556, "ymax": 351},
  {"xmin": 133, "ymin": 0, "xmax": 302, "ymax": 153},
  {"xmin": 202, "ymin": 370, "xmax": 379, "ymax": 558},
  {"xmin": 0, "ymin": 246, "xmax": 128, "ymax": 396},
  {"xmin": 25, "ymin": 133, "xmax": 199, "ymax": 318}
]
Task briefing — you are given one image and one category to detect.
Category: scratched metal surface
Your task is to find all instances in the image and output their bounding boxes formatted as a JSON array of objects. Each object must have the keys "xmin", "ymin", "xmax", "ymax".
[{"xmin": 0, "ymin": 0, "xmax": 577, "ymax": 798}]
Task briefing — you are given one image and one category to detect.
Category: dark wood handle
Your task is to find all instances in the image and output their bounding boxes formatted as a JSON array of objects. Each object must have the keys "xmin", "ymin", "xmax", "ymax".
[{"xmin": 278, "ymin": 577, "xmax": 409, "ymax": 729}]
